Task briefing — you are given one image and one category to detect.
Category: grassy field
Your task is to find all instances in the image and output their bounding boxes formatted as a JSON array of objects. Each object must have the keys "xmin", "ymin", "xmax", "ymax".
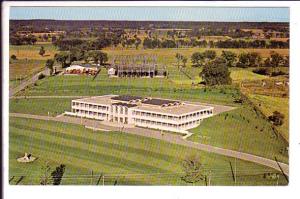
[
  {"xmin": 103, "ymin": 47, "xmax": 289, "ymax": 66},
  {"xmin": 9, "ymin": 59, "xmax": 46, "ymax": 79},
  {"xmin": 248, "ymin": 94, "xmax": 289, "ymax": 141},
  {"xmin": 9, "ymin": 117, "xmax": 287, "ymax": 185},
  {"xmin": 10, "ymin": 44, "xmax": 58, "ymax": 60},
  {"xmin": 9, "ymin": 98, "xmax": 72, "ymax": 116},
  {"xmin": 230, "ymin": 67, "xmax": 268, "ymax": 82},
  {"xmin": 14, "ymin": 73, "xmax": 240, "ymax": 106},
  {"xmin": 188, "ymin": 104, "xmax": 288, "ymax": 164},
  {"xmin": 9, "ymin": 44, "xmax": 58, "ymax": 88}
]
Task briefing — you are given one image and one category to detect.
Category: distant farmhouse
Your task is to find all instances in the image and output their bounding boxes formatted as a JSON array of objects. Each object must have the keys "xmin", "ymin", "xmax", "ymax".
[
  {"xmin": 108, "ymin": 55, "xmax": 167, "ymax": 78},
  {"xmin": 65, "ymin": 95, "xmax": 214, "ymax": 133},
  {"xmin": 64, "ymin": 64, "xmax": 98, "ymax": 75}
]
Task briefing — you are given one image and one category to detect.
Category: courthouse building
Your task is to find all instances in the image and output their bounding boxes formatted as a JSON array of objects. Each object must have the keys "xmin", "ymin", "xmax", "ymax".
[{"xmin": 65, "ymin": 95, "xmax": 214, "ymax": 134}]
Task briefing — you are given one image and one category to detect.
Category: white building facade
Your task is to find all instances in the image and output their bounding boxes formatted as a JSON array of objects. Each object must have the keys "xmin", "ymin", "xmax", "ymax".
[{"xmin": 66, "ymin": 95, "xmax": 214, "ymax": 134}]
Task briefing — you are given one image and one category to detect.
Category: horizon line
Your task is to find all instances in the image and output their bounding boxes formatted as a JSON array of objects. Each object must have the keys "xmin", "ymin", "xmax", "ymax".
[{"xmin": 9, "ymin": 18, "xmax": 289, "ymax": 23}]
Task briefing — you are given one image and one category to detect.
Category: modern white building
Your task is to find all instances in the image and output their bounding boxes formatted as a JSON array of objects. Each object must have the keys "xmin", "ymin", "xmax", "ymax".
[{"xmin": 65, "ymin": 95, "xmax": 214, "ymax": 134}]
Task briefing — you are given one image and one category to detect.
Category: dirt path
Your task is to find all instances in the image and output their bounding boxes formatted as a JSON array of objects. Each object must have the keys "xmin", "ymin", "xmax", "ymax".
[{"xmin": 10, "ymin": 112, "xmax": 289, "ymax": 176}]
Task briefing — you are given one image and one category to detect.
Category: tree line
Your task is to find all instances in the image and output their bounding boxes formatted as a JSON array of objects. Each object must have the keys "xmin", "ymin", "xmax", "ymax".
[
  {"xmin": 10, "ymin": 34, "xmax": 37, "ymax": 45},
  {"xmin": 142, "ymin": 37, "xmax": 289, "ymax": 49},
  {"xmin": 174, "ymin": 49, "xmax": 288, "ymax": 86},
  {"xmin": 190, "ymin": 50, "xmax": 288, "ymax": 69}
]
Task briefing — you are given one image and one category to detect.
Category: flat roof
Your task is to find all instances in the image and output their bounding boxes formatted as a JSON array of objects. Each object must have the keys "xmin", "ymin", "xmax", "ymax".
[
  {"xmin": 73, "ymin": 95, "xmax": 116, "ymax": 105},
  {"xmin": 111, "ymin": 95, "xmax": 143, "ymax": 102},
  {"xmin": 112, "ymin": 102, "xmax": 137, "ymax": 108},
  {"xmin": 132, "ymin": 103, "xmax": 212, "ymax": 116},
  {"xmin": 141, "ymin": 98, "xmax": 179, "ymax": 106}
]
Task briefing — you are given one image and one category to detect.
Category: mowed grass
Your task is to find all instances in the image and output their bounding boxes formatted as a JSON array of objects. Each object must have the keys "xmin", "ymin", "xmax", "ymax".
[
  {"xmin": 230, "ymin": 67, "xmax": 268, "ymax": 82},
  {"xmin": 188, "ymin": 104, "xmax": 288, "ymax": 164},
  {"xmin": 9, "ymin": 98, "xmax": 72, "ymax": 116},
  {"xmin": 248, "ymin": 94, "xmax": 289, "ymax": 142},
  {"xmin": 16, "ymin": 72, "xmax": 240, "ymax": 106},
  {"xmin": 10, "ymin": 44, "xmax": 58, "ymax": 60},
  {"xmin": 9, "ymin": 117, "xmax": 287, "ymax": 185}
]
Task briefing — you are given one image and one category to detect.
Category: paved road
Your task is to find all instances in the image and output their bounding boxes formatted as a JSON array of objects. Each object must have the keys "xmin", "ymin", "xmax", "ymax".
[
  {"xmin": 10, "ymin": 112, "xmax": 289, "ymax": 176},
  {"xmin": 9, "ymin": 69, "xmax": 49, "ymax": 98}
]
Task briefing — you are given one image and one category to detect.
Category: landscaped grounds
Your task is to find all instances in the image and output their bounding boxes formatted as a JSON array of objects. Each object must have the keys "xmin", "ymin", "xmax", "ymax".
[{"xmin": 9, "ymin": 117, "xmax": 288, "ymax": 185}]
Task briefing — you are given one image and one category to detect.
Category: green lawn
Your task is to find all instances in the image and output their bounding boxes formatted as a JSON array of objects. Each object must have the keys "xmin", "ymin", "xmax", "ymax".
[
  {"xmin": 9, "ymin": 98, "xmax": 72, "ymax": 116},
  {"xmin": 230, "ymin": 67, "xmax": 268, "ymax": 82},
  {"xmin": 15, "ymin": 73, "xmax": 240, "ymax": 105},
  {"xmin": 188, "ymin": 104, "xmax": 288, "ymax": 164},
  {"xmin": 9, "ymin": 117, "xmax": 287, "ymax": 185}
]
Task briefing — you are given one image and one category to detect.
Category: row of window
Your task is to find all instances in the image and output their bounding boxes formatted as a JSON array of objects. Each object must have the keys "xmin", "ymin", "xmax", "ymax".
[
  {"xmin": 134, "ymin": 118, "xmax": 201, "ymax": 128},
  {"xmin": 132, "ymin": 109, "xmax": 213, "ymax": 120},
  {"xmin": 112, "ymin": 117, "xmax": 128, "ymax": 124},
  {"xmin": 72, "ymin": 102, "xmax": 109, "ymax": 111},
  {"xmin": 73, "ymin": 109, "xmax": 107, "ymax": 117}
]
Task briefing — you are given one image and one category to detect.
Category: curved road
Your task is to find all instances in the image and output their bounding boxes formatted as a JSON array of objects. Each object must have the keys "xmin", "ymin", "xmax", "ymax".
[{"xmin": 9, "ymin": 112, "xmax": 289, "ymax": 176}]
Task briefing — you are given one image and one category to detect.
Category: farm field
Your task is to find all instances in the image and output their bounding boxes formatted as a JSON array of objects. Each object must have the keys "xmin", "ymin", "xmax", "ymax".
[
  {"xmin": 8, "ymin": 43, "xmax": 287, "ymax": 88},
  {"xmin": 9, "ymin": 59, "xmax": 46, "ymax": 80},
  {"xmin": 9, "ymin": 44, "xmax": 58, "ymax": 88},
  {"xmin": 10, "ymin": 44, "xmax": 58, "ymax": 60},
  {"xmin": 188, "ymin": 104, "xmax": 288, "ymax": 164},
  {"xmin": 9, "ymin": 117, "xmax": 288, "ymax": 185},
  {"xmin": 248, "ymin": 94, "xmax": 289, "ymax": 141},
  {"xmin": 103, "ymin": 47, "xmax": 289, "ymax": 66}
]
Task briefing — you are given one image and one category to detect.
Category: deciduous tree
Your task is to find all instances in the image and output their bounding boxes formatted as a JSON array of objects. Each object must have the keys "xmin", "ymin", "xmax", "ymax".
[{"xmin": 200, "ymin": 58, "xmax": 232, "ymax": 86}]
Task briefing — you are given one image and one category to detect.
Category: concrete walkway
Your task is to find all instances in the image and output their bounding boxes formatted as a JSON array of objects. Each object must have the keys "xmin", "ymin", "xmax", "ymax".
[{"xmin": 10, "ymin": 112, "xmax": 289, "ymax": 176}]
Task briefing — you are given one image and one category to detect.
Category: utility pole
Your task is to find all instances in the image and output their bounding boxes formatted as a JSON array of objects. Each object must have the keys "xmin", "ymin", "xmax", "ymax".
[
  {"xmin": 90, "ymin": 169, "xmax": 93, "ymax": 185},
  {"xmin": 234, "ymin": 157, "xmax": 237, "ymax": 185},
  {"xmin": 208, "ymin": 170, "xmax": 211, "ymax": 186}
]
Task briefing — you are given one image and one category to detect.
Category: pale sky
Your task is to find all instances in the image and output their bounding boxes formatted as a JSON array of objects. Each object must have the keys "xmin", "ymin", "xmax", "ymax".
[{"xmin": 10, "ymin": 7, "xmax": 289, "ymax": 22}]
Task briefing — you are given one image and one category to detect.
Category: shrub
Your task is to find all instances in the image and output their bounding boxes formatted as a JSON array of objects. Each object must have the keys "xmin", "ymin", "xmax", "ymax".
[
  {"xmin": 268, "ymin": 111, "xmax": 284, "ymax": 126},
  {"xmin": 270, "ymin": 71, "xmax": 287, "ymax": 77},
  {"xmin": 181, "ymin": 154, "xmax": 204, "ymax": 183},
  {"xmin": 38, "ymin": 73, "xmax": 46, "ymax": 80},
  {"xmin": 10, "ymin": 54, "xmax": 17, "ymax": 60},
  {"xmin": 252, "ymin": 68, "xmax": 269, "ymax": 75}
]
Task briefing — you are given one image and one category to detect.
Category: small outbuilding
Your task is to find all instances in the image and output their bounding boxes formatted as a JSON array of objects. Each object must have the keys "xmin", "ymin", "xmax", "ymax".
[{"xmin": 65, "ymin": 65, "xmax": 98, "ymax": 75}]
